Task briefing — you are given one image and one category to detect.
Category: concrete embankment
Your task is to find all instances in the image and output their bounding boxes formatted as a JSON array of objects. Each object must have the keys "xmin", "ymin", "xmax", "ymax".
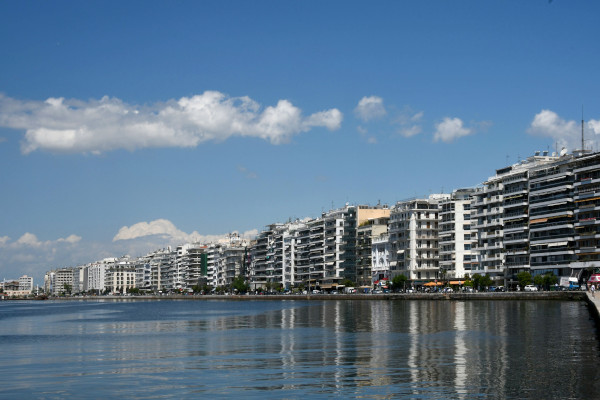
[
  {"xmin": 56, "ymin": 291, "xmax": 587, "ymax": 301},
  {"xmin": 583, "ymin": 292, "xmax": 600, "ymax": 324}
]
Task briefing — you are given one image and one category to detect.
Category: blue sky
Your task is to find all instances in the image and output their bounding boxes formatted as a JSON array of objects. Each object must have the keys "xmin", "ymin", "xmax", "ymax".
[{"xmin": 1, "ymin": 1, "xmax": 600, "ymax": 284}]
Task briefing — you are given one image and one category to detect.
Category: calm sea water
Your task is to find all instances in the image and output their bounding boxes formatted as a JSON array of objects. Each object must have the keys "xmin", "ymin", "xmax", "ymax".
[{"xmin": 1, "ymin": 299, "xmax": 599, "ymax": 399}]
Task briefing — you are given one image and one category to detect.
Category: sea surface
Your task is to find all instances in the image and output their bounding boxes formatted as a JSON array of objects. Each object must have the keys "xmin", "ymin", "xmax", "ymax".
[{"xmin": 1, "ymin": 299, "xmax": 599, "ymax": 399}]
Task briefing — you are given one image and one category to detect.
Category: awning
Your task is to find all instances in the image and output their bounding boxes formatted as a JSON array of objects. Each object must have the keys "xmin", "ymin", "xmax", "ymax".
[
  {"xmin": 530, "ymin": 218, "xmax": 548, "ymax": 224},
  {"xmin": 423, "ymin": 281, "xmax": 443, "ymax": 286},
  {"xmin": 449, "ymin": 280, "xmax": 464, "ymax": 285},
  {"xmin": 548, "ymin": 241, "xmax": 568, "ymax": 247},
  {"xmin": 576, "ymin": 196, "xmax": 600, "ymax": 203}
]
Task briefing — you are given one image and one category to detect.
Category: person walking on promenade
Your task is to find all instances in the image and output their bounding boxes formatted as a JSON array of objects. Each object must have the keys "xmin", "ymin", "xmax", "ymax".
[{"xmin": 592, "ymin": 284, "xmax": 596, "ymax": 297}]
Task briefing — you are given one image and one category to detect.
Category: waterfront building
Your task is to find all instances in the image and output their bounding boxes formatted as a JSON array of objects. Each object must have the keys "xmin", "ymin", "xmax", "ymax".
[
  {"xmin": 528, "ymin": 154, "xmax": 576, "ymax": 279},
  {"xmin": 43, "ymin": 271, "xmax": 54, "ymax": 294},
  {"xmin": 53, "ymin": 267, "xmax": 76, "ymax": 296},
  {"xmin": 147, "ymin": 247, "xmax": 175, "ymax": 292},
  {"xmin": 183, "ymin": 244, "xmax": 209, "ymax": 289},
  {"xmin": 571, "ymin": 151, "xmax": 600, "ymax": 274},
  {"xmin": 439, "ymin": 189, "xmax": 476, "ymax": 280},
  {"xmin": 104, "ymin": 257, "xmax": 136, "ymax": 294},
  {"xmin": 134, "ymin": 256, "xmax": 152, "ymax": 291},
  {"xmin": 389, "ymin": 195, "xmax": 448, "ymax": 283},
  {"xmin": 471, "ymin": 152, "xmax": 557, "ymax": 285},
  {"xmin": 87, "ymin": 258, "xmax": 114, "ymax": 294},
  {"xmin": 18, "ymin": 275, "xmax": 34, "ymax": 292},
  {"xmin": 371, "ymin": 232, "xmax": 391, "ymax": 287},
  {"xmin": 357, "ymin": 216, "xmax": 389, "ymax": 287}
]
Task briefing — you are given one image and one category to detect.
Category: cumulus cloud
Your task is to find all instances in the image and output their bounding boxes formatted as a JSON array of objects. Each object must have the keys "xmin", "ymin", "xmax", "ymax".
[
  {"xmin": 0, "ymin": 92, "xmax": 343, "ymax": 154},
  {"xmin": 237, "ymin": 165, "xmax": 258, "ymax": 179},
  {"xmin": 354, "ymin": 96, "xmax": 386, "ymax": 122},
  {"xmin": 11, "ymin": 232, "xmax": 81, "ymax": 248},
  {"xmin": 528, "ymin": 109, "xmax": 600, "ymax": 152},
  {"xmin": 393, "ymin": 107, "xmax": 424, "ymax": 138},
  {"xmin": 0, "ymin": 236, "xmax": 10, "ymax": 247},
  {"xmin": 433, "ymin": 117, "xmax": 473, "ymax": 142},
  {"xmin": 112, "ymin": 218, "xmax": 258, "ymax": 245}
]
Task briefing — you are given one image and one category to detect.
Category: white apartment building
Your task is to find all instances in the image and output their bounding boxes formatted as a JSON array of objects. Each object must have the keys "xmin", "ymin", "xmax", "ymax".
[
  {"xmin": 371, "ymin": 233, "xmax": 391, "ymax": 286},
  {"xmin": 472, "ymin": 152, "xmax": 557, "ymax": 284},
  {"xmin": 357, "ymin": 216, "xmax": 389, "ymax": 287},
  {"xmin": 18, "ymin": 275, "xmax": 34, "ymax": 292},
  {"xmin": 439, "ymin": 189, "xmax": 476, "ymax": 280},
  {"xmin": 53, "ymin": 267, "xmax": 75, "ymax": 295},
  {"xmin": 389, "ymin": 195, "xmax": 448, "ymax": 283},
  {"xmin": 104, "ymin": 257, "xmax": 136, "ymax": 294}
]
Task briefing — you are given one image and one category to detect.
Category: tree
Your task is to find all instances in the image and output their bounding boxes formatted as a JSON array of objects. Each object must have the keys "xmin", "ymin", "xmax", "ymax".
[
  {"xmin": 63, "ymin": 283, "xmax": 72, "ymax": 295},
  {"xmin": 533, "ymin": 274, "xmax": 543, "ymax": 288},
  {"xmin": 480, "ymin": 274, "xmax": 494, "ymax": 289},
  {"xmin": 542, "ymin": 272, "xmax": 559, "ymax": 290},
  {"xmin": 516, "ymin": 271, "xmax": 532, "ymax": 288},
  {"xmin": 472, "ymin": 274, "xmax": 482, "ymax": 291},
  {"xmin": 391, "ymin": 274, "xmax": 408, "ymax": 292},
  {"xmin": 232, "ymin": 275, "xmax": 249, "ymax": 294},
  {"xmin": 341, "ymin": 279, "xmax": 355, "ymax": 288}
]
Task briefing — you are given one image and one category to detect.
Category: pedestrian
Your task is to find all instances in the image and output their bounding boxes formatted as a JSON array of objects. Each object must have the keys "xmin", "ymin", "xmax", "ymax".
[{"xmin": 592, "ymin": 284, "xmax": 596, "ymax": 297}]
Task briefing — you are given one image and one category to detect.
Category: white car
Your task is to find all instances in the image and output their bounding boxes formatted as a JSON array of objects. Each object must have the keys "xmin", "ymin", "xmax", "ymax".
[{"xmin": 524, "ymin": 285, "xmax": 538, "ymax": 292}]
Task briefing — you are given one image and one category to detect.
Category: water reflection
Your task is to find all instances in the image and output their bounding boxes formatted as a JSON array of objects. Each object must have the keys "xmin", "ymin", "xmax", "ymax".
[{"xmin": 0, "ymin": 299, "xmax": 599, "ymax": 399}]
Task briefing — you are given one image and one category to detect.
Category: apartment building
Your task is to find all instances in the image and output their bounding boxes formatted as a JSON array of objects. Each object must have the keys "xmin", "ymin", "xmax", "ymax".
[
  {"xmin": 439, "ymin": 189, "xmax": 476, "ymax": 279},
  {"xmin": 528, "ymin": 155, "xmax": 576, "ymax": 277},
  {"xmin": 572, "ymin": 152, "xmax": 600, "ymax": 271},
  {"xmin": 357, "ymin": 216, "xmax": 389, "ymax": 287},
  {"xmin": 389, "ymin": 195, "xmax": 448, "ymax": 282},
  {"xmin": 104, "ymin": 257, "xmax": 136, "ymax": 294},
  {"xmin": 471, "ymin": 153, "xmax": 557, "ymax": 284}
]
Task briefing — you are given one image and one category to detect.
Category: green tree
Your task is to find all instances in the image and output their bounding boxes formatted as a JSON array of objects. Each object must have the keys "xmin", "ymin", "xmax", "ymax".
[
  {"xmin": 542, "ymin": 272, "xmax": 558, "ymax": 290},
  {"xmin": 232, "ymin": 275, "xmax": 249, "ymax": 293},
  {"xmin": 533, "ymin": 274, "xmax": 543, "ymax": 288},
  {"xmin": 63, "ymin": 283, "xmax": 72, "ymax": 295},
  {"xmin": 341, "ymin": 279, "xmax": 356, "ymax": 288},
  {"xmin": 472, "ymin": 274, "xmax": 482, "ymax": 291},
  {"xmin": 391, "ymin": 274, "xmax": 408, "ymax": 292},
  {"xmin": 516, "ymin": 271, "xmax": 532, "ymax": 288},
  {"xmin": 480, "ymin": 274, "xmax": 494, "ymax": 289}
]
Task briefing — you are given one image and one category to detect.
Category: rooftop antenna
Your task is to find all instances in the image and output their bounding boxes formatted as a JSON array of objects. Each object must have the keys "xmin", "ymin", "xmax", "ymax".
[{"xmin": 582, "ymin": 105, "xmax": 585, "ymax": 152}]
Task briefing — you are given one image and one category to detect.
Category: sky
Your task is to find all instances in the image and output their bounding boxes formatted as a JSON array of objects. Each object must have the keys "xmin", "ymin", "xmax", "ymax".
[{"xmin": 1, "ymin": 0, "xmax": 600, "ymax": 284}]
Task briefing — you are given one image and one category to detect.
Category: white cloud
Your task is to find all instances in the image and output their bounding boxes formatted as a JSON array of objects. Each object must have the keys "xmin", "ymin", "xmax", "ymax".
[
  {"xmin": 394, "ymin": 107, "xmax": 424, "ymax": 138},
  {"xmin": 0, "ymin": 92, "xmax": 343, "ymax": 154},
  {"xmin": 399, "ymin": 125, "xmax": 422, "ymax": 138},
  {"xmin": 15, "ymin": 233, "xmax": 42, "ymax": 247},
  {"xmin": 528, "ymin": 109, "xmax": 600, "ymax": 152},
  {"xmin": 0, "ymin": 236, "xmax": 10, "ymax": 247},
  {"xmin": 112, "ymin": 218, "xmax": 258, "ymax": 245},
  {"xmin": 12, "ymin": 232, "xmax": 81, "ymax": 248},
  {"xmin": 434, "ymin": 117, "xmax": 473, "ymax": 142},
  {"xmin": 354, "ymin": 96, "xmax": 386, "ymax": 122},
  {"xmin": 237, "ymin": 165, "xmax": 258, "ymax": 179}
]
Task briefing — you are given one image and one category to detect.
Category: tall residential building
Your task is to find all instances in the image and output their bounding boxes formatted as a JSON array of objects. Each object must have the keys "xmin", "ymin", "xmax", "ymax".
[
  {"xmin": 439, "ymin": 189, "xmax": 476, "ymax": 280},
  {"xmin": 371, "ymin": 232, "xmax": 391, "ymax": 286},
  {"xmin": 389, "ymin": 195, "xmax": 448, "ymax": 282},
  {"xmin": 357, "ymin": 216, "xmax": 389, "ymax": 287},
  {"xmin": 571, "ymin": 152, "xmax": 600, "ymax": 271},
  {"xmin": 528, "ymin": 155, "xmax": 576, "ymax": 277},
  {"xmin": 18, "ymin": 275, "xmax": 34, "ymax": 292},
  {"xmin": 104, "ymin": 257, "xmax": 136, "ymax": 293},
  {"xmin": 471, "ymin": 153, "xmax": 557, "ymax": 284}
]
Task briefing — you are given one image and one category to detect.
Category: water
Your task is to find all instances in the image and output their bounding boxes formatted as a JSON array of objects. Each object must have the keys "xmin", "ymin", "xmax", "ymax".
[{"xmin": 1, "ymin": 299, "xmax": 599, "ymax": 399}]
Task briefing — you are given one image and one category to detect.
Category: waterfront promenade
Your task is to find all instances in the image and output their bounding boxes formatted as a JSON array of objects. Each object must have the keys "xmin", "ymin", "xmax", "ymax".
[{"xmin": 49, "ymin": 291, "xmax": 587, "ymax": 301}]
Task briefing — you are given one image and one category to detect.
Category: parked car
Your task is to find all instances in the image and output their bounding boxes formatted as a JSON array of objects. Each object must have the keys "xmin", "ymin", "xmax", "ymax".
[{"xmin": 524, "ymin": 285, "xmax": 538, "ymax": 292}]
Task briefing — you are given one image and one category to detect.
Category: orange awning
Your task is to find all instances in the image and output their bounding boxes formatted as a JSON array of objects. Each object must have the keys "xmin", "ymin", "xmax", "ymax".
[{"xmin": 423, "ymin": 281, "xmax": 443, "ymax": 286}]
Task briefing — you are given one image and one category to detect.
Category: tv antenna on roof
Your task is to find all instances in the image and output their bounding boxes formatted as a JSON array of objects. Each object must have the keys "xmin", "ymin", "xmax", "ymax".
[{"xmin": 582, "ymin": 105, "xmax": 585, "ymax": 151}]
